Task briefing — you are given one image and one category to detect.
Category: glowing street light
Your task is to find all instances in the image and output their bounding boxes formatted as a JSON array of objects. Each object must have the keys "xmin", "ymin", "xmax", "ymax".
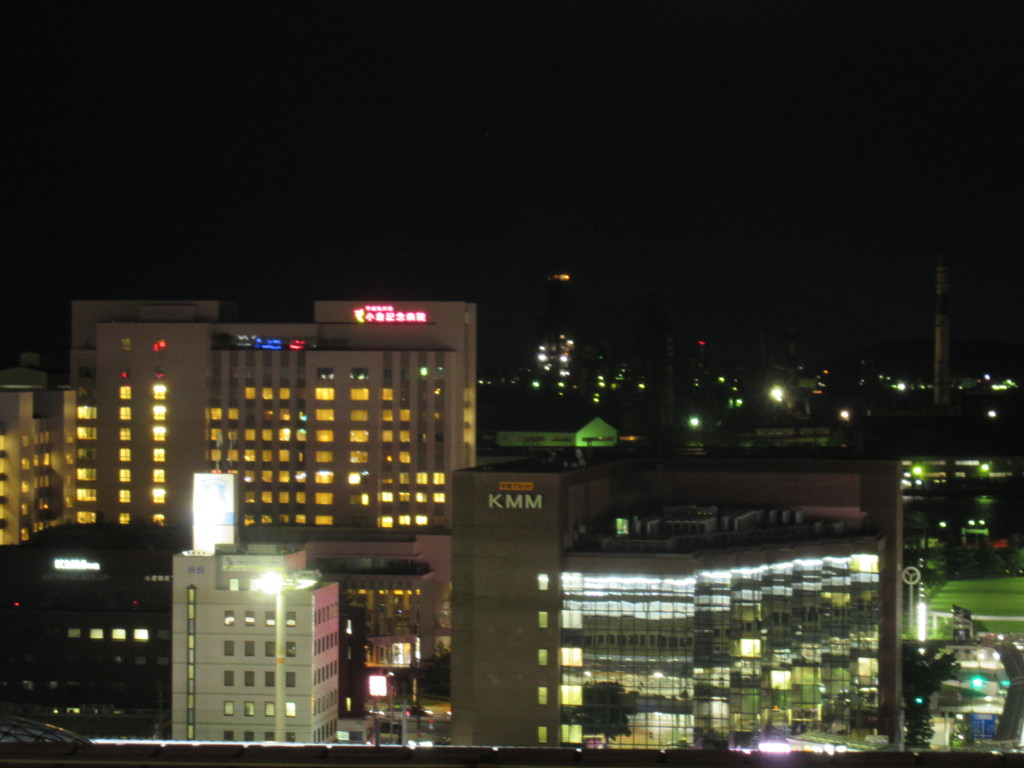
[{"xmin": 254, "ymin": 569, "xmax": 320, "ymax": 742}]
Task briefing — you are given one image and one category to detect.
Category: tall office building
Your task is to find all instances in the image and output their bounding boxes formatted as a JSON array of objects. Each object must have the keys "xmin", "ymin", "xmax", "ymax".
[
  {"xmin": 452, "ymin": 457, "xmax": 903, "ymax": 749},
  {"xmin": 70, "ymin": 300, "xmax": 476, "ymax": 531}
]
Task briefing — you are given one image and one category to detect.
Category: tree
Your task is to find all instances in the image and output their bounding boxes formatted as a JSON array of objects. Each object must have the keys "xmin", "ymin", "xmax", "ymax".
[
  {"xmin": 421, "ymin": 643, "xmax": 451, "ymax": 700},
  {"xmin": 902, "ymin": 641, "xmax": 959, "ymax": 748},
  {"xmin": 570, "ymin": 682, "xmax": 635, "ymax": 743}
]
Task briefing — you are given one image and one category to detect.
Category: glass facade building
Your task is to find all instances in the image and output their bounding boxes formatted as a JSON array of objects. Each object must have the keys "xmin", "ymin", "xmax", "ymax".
[{"xmin": 559, "ymin": 554, "xmax": 880, "ymax": 748}]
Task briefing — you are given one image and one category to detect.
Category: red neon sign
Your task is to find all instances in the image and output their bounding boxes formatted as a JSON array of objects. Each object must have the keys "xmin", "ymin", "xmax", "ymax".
[{"xmin": 354, "ymin": 305, "xmax": 428, "ymax": 324}]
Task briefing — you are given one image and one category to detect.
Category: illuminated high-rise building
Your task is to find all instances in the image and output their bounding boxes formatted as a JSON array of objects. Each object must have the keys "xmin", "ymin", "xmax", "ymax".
[{"xmin": 70, "ymin": 300, "xmax": 476, "ymax": 531}]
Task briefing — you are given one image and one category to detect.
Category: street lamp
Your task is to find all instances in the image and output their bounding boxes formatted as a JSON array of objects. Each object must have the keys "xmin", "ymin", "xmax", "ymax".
[{"xmin": 254, "ymin": 569, "xmax": 319, "ymax": 743}]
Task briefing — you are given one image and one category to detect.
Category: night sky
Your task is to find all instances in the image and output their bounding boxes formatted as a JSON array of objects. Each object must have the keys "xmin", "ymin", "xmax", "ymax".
[{"xmin": 5, "ymin": 4, "xmax": 1023, "ymax": 370}]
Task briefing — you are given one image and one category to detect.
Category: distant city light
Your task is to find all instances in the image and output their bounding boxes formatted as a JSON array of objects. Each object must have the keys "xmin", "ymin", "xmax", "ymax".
[{"xmin": 769, "ymin": 386, "xmax": 784, "ymax": 402}]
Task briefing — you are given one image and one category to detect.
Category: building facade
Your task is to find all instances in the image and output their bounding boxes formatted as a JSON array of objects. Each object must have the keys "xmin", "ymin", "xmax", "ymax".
[
  {"xmin": 452, "ymin": 457, "xmax": 903, "ymax": 749},
  {"xmin": 70, "ymin": 300, "xmax": 476, "ymax": 531},
  {"xmin": 0, "ymin": 544, "xmax": 174, "ymax": 738},
  {"xmin": 0, "ymin": 389, "xmax": 76, "ymax": 543},
  {"xmin": 171, "ymin": 547, "xmax": 340, "ymax": 743}
]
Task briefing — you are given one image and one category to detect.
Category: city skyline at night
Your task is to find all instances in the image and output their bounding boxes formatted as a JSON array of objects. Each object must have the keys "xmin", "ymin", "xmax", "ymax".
[{"xmin": 5, "ymin": 4, "xmax": 1022, "ymax": 370}]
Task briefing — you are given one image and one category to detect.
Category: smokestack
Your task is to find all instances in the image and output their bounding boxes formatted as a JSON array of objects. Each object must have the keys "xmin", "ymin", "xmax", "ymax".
[{"xmin": 933, "ymin": 254, "xmax": 951, "ymax": 407}]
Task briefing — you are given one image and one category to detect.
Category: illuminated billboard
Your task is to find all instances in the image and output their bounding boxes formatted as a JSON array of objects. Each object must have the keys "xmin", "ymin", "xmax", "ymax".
[{"xmin": 192, "ymin": 473, "xmax": 237, "ymax": 553}]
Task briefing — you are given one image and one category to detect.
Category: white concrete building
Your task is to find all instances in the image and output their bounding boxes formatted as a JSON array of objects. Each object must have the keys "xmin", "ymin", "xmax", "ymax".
[{"xmin": 171, "ymin": 546, "xmax": 340, "ymax": 743}]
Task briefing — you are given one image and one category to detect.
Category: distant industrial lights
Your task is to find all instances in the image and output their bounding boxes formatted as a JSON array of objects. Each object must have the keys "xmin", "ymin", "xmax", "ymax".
[
  {"xmin": 550, "ymin": 274, "xmax": 571, "ymax": 281},
  {"xmin": 688, "ymin": 416, "xmax": 700, "ymax": 428},
  {"xmin": 987, "ymin": 410, "xmax": 998, "ymax": 419},
  {"xmin": 769, "ymin": 386, "xmax": 784, "ymax": 403},
  {"xmin": 839, "ymin": 410, "xmax": 851, "ymax": 421}
]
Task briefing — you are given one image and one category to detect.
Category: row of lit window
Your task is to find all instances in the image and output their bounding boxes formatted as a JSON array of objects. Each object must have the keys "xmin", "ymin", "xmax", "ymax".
[
  {"xmin": 114, "ymin": 406, "xmax": 167, "ymax": 420},
  {"xmin": 119, "ymin": 448, "xmax": 165, "ymax": 462},
  {"xmin": 76, "ymin": 488, "xmax": 166, "ymax": 504},
  {"xmin": 79, "ymin": 426, "xmax": 167, "ymax": 441},
  {"xmin": 67, "ymin": 628, "xmax": 150, "ymax": 641},
  {"xmin": 224, "ymin": 610, "xmax": 297, "ymax": 627},
  {"xmin": 237, "ymin": 470, "xmax": 444, "ymax": 486},
  {"xmin": 117, "ymin": 385, "xmax": 167, "ymax": 400},
  {"xmin": 379, "ymin": 515, "xmax": 432, "ymax": 527},
  {"xmin": 220, "ymin": 449, "xmax": 412, "ymax": 464}
]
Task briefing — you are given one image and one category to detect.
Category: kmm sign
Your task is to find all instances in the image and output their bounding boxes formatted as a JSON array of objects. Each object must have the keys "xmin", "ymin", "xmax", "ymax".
[{"xmin": 488, "ymin": 493, "xmax": 543, "ymax": 509}]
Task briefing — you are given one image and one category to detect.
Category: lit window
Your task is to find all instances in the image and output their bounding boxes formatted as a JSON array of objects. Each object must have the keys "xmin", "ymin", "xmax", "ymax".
[
  {"xmin": 261, "ymin": 429, "xmax": 272, "ymax": 441},
  {"xmin": 119, "ymin": 386, "xmax": 131, "ymax": 399},
  {"xmin": 134, "ymin": 629, "xmax": 149, "ymax": 641},
  {"xmin": 119, "ymin": 407, "xmax": 131, "ymax": 420},
  {"xmin": 279, "ymin": 387, "xmax": 290, "ymax": 399},
  {"xmin": 119, "ymin": 448, "xmax": 132, "ymax": 462},
  {"xmin": 77, "ymin": 467, "xmax": 97, "ymax": 481},
  {"xmin": 348, "ymin": 472, "xmax": 363, "ymax": 485},
  {"xmin": 153, "ymin": 469, "xmax": 165, "ymax": 483},
  {"xmin": 537, "ymin": 686, "xmax": 548, "ymax": 705},
  {"xmin": 350, "ymin": 388, "xmax": 369, "ymax": 401},
  {"xmin": 399, "ymin": 430, "xmax": 411, "ymax": 442},
  {"xmin": 112, "ymin": 628, "xmax": 126, "ymax": 641},
  {"xmin": 350, "ymin": 409, "xmax": 369, "ymax": 421},
  {"xmin": 224, "ymin": 701, "xmax": 235, "ymax": 716},
  {"xmin": 152, "ymin": 405, "xmax": 167, "ymax": 421},
  {"xmin": 76, "ymin": 405, "xmax": 97, "ymax": 419},
  {"xmin": 433, "ymin": 492, "xmax": 446, "ymax": 503},
  {"xmin": 561, "ymin": 647, "xmax": 583, "ymax": 666},
  {"xmin": 399, "ymin": 409, "xmax": 411, "ymax": 421},
  {"xmin": 315, "ymin": 450, "xmax": 333, "ymax": 462},
  {"xmin": 415, "ymin": 514, "xmax": 429, "ymax": 525},
  {"xmin": 315, "ymin": 470, "xmax": 334, "ymax": 484},
  {"xmin": 152, "ymin": 513, "xmax": 165, "ymax": 526},
  {"xmin": 350, "ymin": 451, "xmax": 368, "ymax": 464},
  {"xmin": 538, "ymin": 574, "xmax": 549, "ymax": 590},
  {"xmin": 433, "ymin": 472, "xmax": 445, "ymax": 485},
  {"xmin": 77, "ymin": 427, "xmax": 97, "ymax": 440},
  {"xmin": 224, "ymin": 611, "xmax": 235, "ymax": 626},
  {"xmin": 121, "ymin": 338, "xmax": 132, "ymax": 350},
  {"xmin": 119, "ymin": 489, "xmax": 131, "ymax": 503},
  {"xmin": 381, "ymin": 389, "xmax": 393, "ymax": 401},
  {"xmin": 89, "ymin": 628, "xmax": 104, "ymax": 640},
  {"xmin": 153, "ymin": 448, "xmax": 165, "ymax": 462},
  {"xmin": 68, "ymin": 628, "xmax": 81, "ymax": 638},
  {"xmin": 382, "ymin": 411, "xmax": 394, "ymax": 422},
  {"xmin": 538, "ymin": 649, "xmax": 548, "ymax": 666},
  {"xmin": 380, "ymin": 491, "xmax": 394, "ymax": 502},
  {"xmin": 538, "ymin": 726, "xmax": 548, "ymax": 744},
  {"xmin": 315, "ymin": 515, "xmax": 333, "ymax": 526},
  {"xmin": 398, "ymin": 451, "xmax": 411, "ymax": 463},
  {"xmin": 244, "ymin": 701, "xmax": 255, "ymax": 717},
  {"xmin": 119, "ymin": 513, "xmax": 131, "ymax": 524},
  {"xmin": 380, "ymin": 516, "xmax": 394, "ymax": 528},
  {"xmin": 119, "ymin": 428, "xmax": 131, "ymax": 441},
  {"xmin": 398, "ymin": 515, "xmax": 411, "ymax": 526},
  {"xmin": 538, "ymin": 611, "xmax": 549, "ymax": 629},
  {"xmin": 152, "ymin": 426, "xmax": 167, "ymax": 441},
  {"xmin": 315, "ymin": 388, "xmax": 335, "ymax": 401},
  {"xmin": 350, "ymin": 430, "xmax": 369, "ymax": 443},
  {"xmin": 315, "ymin": 409, "xmax": 334, "ymax": 421},
  {"xmin": 152, "ymin": 339, "xmax": 167, "ymax": 351},
  {"xmin": 244, "ymin": 387, "xmax": 256, "ymax": 400},
  {"xmin": 261, "ymin": 387, "xmax": 274, "ymax": 400},
  {"xmin": 315, "ymin": 493, "xmax": 333, "ymax": 505},
  {"xmin": 76, "ymin": 488, "xmax": 97, "ymax": 502},
  {"xmin": 560, "ymin": 685, "xmax": 583, "ymax": 706},
  {"xmin": 152, "ymin": 488, "xmax": 166, "ymax": 504},
  {"xmin": 382, "ymin": 430, "xmax": 393, "ymax": 442},
  {"xmin": 285, "ymin": 702, "xmax": 296, "ymax": 718},
  {"xmin": 153, "ymin": 385, "xmax": 167, "ymax": 400}
]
